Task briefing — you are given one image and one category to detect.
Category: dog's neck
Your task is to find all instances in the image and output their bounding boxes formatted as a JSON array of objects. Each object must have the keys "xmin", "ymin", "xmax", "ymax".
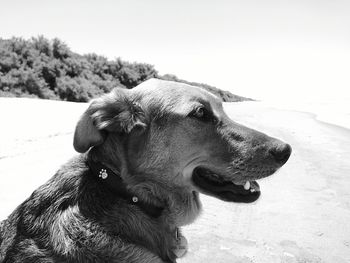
[
  {"xmin": 85, "ymin": 153, "xmax": 184, "ymax": 262},
  {"xmin": 124, "ymin": 172, "xmax": 202, "ymax": 227},
  {"xmin": 87, "ymin": 157, "xmax": 165, "ymax": 218},
  {"xmin": 88, "ymin": 145, "xmax": 202, "ymax": 227}
]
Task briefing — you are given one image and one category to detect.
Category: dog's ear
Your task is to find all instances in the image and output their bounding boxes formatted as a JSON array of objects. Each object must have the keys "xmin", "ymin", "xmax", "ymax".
[
  {"xmin": 73, "ymin": 106, "xmax": 104, "ymax": 153},
  {"xmin": 73, "ymin": 89, "xmax": 147, "ymax": 153}
]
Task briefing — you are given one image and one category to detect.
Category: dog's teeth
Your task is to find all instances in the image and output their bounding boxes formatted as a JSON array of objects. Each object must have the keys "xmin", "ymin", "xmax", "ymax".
[
  {"xmin": 250, "ymin": 188, "xmax": 256, "ymax": 192},
  {"xmin": 244, "ymin": 181, "xmax": 250, "ymax": 190}
]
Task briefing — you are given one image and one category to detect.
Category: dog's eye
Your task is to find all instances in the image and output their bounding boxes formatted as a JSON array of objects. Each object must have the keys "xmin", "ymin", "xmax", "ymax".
[
  {"xmin": 193, "ymin": 107, "xmax": 205, "ymax": 118},
  {"xmin": 190, "ymin": 107, "xmax": 218, "ymax": 124}
]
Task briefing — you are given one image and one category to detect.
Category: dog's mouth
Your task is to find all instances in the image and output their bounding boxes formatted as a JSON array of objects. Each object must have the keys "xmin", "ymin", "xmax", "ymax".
[{"xmin": 192, "ymin": 167, "xmax": 261, "ymax": 203}]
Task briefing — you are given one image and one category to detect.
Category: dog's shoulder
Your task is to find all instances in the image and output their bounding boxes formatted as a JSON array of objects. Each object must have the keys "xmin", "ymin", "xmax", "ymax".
[
  {"xmin": 0, "ymin": 155, "xmax": 92, "ymax": 261},
  {"xmin": 0, "ymin": 155, "xmax": 174, "ymax": 262}
]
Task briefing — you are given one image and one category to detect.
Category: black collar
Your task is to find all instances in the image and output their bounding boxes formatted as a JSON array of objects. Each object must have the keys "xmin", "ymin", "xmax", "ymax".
[{"xmin": 87, "ymin": 160, "xmax": 164, "ymax": 218}]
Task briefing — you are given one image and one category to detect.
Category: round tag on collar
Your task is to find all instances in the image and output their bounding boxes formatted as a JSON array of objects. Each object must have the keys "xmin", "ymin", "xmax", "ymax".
[{"xmin": 172, "ymin": 234, "xmax": 188, "ymax": 258}]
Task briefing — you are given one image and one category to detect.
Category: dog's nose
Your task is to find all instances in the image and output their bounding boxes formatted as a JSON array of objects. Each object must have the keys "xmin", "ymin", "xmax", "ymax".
[{"xmin": 269, "ymin": 143, "xmax": 292, "ymax": 166}]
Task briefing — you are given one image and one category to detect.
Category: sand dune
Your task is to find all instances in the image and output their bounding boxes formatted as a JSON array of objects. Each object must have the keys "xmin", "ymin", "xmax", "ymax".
[{"xmin": 0, "ymin": 98, "xmax": 349, "ymax": 263}]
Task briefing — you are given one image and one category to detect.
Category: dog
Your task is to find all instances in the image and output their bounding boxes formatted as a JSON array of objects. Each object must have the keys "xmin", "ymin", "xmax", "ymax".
[{"xmin": 0, "ymin": 78, "xmax": 291, "ymax": 262}]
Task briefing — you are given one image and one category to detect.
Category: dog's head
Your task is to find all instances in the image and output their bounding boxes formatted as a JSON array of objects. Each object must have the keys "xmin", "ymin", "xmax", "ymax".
[{"xmin": 74, "ymin": 78, "xmax": 291, "ymax": 203}]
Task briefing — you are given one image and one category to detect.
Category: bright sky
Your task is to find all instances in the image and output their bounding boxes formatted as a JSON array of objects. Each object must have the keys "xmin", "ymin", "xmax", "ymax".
[{"xmin": 1, "ymin": 0, "xmax": 349, "ymax": 102}]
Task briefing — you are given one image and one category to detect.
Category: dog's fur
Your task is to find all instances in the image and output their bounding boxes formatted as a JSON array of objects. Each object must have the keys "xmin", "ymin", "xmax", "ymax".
[{"xmin": 0, "ymin": 79, "xmax": 291, "ymax": 262}]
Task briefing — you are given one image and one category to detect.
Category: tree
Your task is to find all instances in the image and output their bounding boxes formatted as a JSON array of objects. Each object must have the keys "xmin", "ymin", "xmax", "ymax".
[{"xmin": 0, "ymin": 36, "xmax": 249, "ymax": 102}]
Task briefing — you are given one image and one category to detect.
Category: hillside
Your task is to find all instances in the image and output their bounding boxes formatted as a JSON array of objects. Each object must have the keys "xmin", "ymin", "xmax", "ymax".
[{"xmin": 0, "ymin": 37, "xmax": 252, "ymax": 102}]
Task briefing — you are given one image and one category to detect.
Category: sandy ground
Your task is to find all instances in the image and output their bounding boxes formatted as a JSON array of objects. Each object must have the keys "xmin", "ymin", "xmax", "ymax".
[{"xmin": 0, "ymin": 98, "xmax": 349, "ymax": 263}]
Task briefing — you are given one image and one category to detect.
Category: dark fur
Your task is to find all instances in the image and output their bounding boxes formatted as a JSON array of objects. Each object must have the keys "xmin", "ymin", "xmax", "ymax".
[
  {"xmin": 0, "ymin": 155, "xmax": 178, "ymax": 263},
  {"xmin": 0, "ymin": 79, "xmax": 291, "ymax": 262}
]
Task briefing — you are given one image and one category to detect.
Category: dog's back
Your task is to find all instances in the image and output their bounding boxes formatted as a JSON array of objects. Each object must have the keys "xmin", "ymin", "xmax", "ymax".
[
  {"xmin": 0, "ymin": 220, "xmax": 5, "ymax": 255},
  {"xmin": 0, "ymin": 212, "xmax": 20, "ymax": 262},
  {"xmin": 0, "ymin": 156, "xmax": 86, "ymax": 262},
  {"xmin": 0, "ymin": 155, "xmax": 174, "ymax": 263}
]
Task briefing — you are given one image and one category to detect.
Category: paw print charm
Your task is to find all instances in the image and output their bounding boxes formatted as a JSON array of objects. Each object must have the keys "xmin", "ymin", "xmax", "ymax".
[{"xmin": 99, "ymin": 169, "xmax": 108, "ymax": 179}]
